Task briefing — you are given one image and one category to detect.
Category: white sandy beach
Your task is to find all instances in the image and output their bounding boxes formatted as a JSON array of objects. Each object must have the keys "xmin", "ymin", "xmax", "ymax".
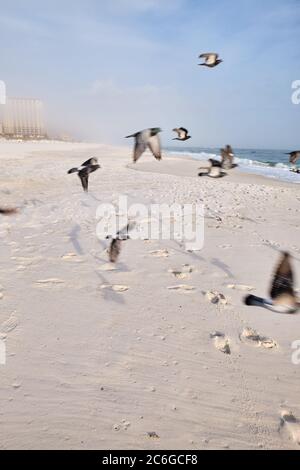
[{"xmin": 0, "ymin": 140, "xmax": 300, "ymax": 450}]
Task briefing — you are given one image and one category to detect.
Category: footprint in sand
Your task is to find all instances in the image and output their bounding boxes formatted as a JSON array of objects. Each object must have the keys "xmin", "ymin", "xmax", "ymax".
[
  {"xmin": 0, "ymin": 312, "xmax": 18, "ymax": 339},
  {"xmin": 210, "ymin": 333, "xmax": 231, "ymax": 355},
  {"xmin": 167, "ymin": 285, "xmax": 196, "ymax": 293},
  {"xmin": 61, "ymin": 253, "xmax": 77, "ymax": 260},
  {"xmin": 280, "ymin": 410, "xmax": 300, "ymax": 445},
  {"xmin": 240, "ymin": 327, "xmax": 277, "ymax": 349},
  {"xmin": 227, "ymin": 284, "xmax": 254, "ymax": 292},
  {"xmin": 100, "ymin": 284, "xmax": 129, "ymax": 293},
  {"xmin": 35, "ymin": 278, "xmax": 65, "ymax": 286},
  {"xmin": 204, "ymin": 291, "xmax": 229, "ymax": 305},
  {"xmin": 62, "ymin": 253, "xmax": 84, "ymax": 264},
  {"xmin": 11, "ymin": 256, "xmax": 42, "ymax": 266},
  {"xmin": 147, "ymin": 432, "xmax": 160, "ymax": 439},
  {"xmin": 168, "ymin": 265, "xmax": 194, "ymax": 280},
  {"xmin": 149, "ymin": 250, "xmax": 170, "ymax": 258},
  {"xmin": 99, "ymin": 263, "xmax": 118, "ymax": 272}
]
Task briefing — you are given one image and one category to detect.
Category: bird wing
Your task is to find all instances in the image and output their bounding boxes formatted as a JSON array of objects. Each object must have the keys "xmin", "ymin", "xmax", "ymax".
[
  {"xmin": 179, "ymin": 127, "xmax": 189, "ymax": 134},
  {"xmin": 0, "ymin": 207, "xmax": 18, "ymax": 215},
  {"xmin": 79, "ymin": 170, "xmax": 89, "ymax": 192},
  {"xmin": 173, "ymin": 128, "xmax": 181, "ymax": 138},
  {"xmin": 290, "ymin": 152, "xmax": 300, "ymax": 164},
  {"xmin": 88, "ymin": 164, "xmax": 100, "ymax": 174},
  {"xmin": 179, "ymin": 127, "xmax": 189, "ymax": 138},
  {"xmin": 68, "ymin": 168, "xmax": 78, "ymax": 174},
  {"xmin": 82, "ymin": 157, "xmax": 98, "ymax": 166},
  {"xmin": 148, "ymin": 135, "xmax": 162, "ymax": 160},
  {"xmin": 133, "ymin": 141, "xmax": 147, "ymax": 162},
  {"xmin": 199, "ymin": 53, "xmax": 218, "ymax": 64},
  {"xmin": 270, "ymin": 252, "xmax": 296, "ymax": 307},
  {"xmin": 117, "ymin": 222, "xmax": 136, "ymax": 239},
  {"xmin": 109, "ymin": 238, "xmax": 122, "ymax": 263}
]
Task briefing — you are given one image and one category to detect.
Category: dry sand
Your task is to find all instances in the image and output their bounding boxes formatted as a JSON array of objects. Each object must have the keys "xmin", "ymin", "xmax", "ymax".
[{"xmin": 0, "ymin": 141, "xmax": 300, "ymax": 450}]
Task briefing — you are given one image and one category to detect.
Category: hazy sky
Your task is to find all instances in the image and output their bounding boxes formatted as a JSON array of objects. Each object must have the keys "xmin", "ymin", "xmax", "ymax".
[{"xmin": 1, "ymin": 0, "xmax": 300, "ymax": 148}]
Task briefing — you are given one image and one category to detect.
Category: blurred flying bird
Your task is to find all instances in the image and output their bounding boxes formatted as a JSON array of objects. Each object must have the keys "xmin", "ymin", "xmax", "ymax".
[
  {"xmin": 107, "ymin": 223, "xmax": 136, "ymax": 263},
  {"xmin": 244, "ymin": 252, "xmax": 300, "ymax": 314},
  {"xmin": 68, "ymin": 157, "xmax": 101, "ymax": 192},
  {"xmin": 199, "ymin": 53, "xmax": 223, "ymax": 68},
  {"xmin": 125, "ymin": 128, "xmax": 162, "ymax": 163},
  {"xmin": 0, "ymin": 207, "xmax": 18, "ymax": 215},
  {"xmin": 172, "ymin": 127, "xmax": 191, "ymax": 141},
  {"xmin": 286, "ymin": 151, "xmax": 300, "ymax": 165},
  {"xmin": 221, "ymin": 145, "xmax": 235, "ymax": 169},
  {"xmin": 198, "ymin": 159, "xmax": 227, "ymax": 178}
]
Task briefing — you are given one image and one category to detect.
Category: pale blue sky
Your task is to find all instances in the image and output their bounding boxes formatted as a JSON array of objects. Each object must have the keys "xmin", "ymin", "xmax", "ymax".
[{"xmin": 0, "ymin": 0, "xmax": 299, "ymax": 148}]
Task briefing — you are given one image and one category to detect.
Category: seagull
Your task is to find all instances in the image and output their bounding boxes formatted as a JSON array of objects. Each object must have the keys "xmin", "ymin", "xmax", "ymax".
[
  {"xmin": 107, "ymin": 223, "xmax": 136, "ymax": 263},
  {"xmin": 286, "ymin": 151, "xmax": 300, "ymax": 165},
  {"xmin": 172, "ymin": 128, "xmax": 191, "ymax": 141},
  {"xmin": 68, "ymin": 157, "xmax": 101, "ymax": 192},
  {"xmin": 0, "ymin": 207, "xmax": 18, "ymax": 215},
  {"xmin": 244, "ymin": 252, "xmax": 300, "ymax": 314},
  {"xmin": 198, "ymin": 159, "xmax": 227, "ymax": 178},
  {"xmin": 199, "ymin": 53, "xmax": 223, "ymax": 68},
  {"xmin": 125, "ymin": 128, "xmax": 162, "ymax": 163},
  {"xmin": 221, "ymin": 145, "xmax": 235, "ymax": 169}
]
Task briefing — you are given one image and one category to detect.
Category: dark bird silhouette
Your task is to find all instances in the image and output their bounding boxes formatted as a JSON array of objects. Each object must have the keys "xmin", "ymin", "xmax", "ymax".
[
  {"xmin": 199, "ymin": 53, "xmax": 223, "ymax": 68},
  {"xmin": 125, "ymin": 128, "xmax": 162, "ymax": 163},
  {"xmin": 68, "ymin": 157, "xmax": 101, "ymax": 192},
  {"xmin": 107, "ymin": 223, "xmax": 135, "ymax": 263},
  {"xmin": 244, "ymin": 252, "xmax": 300, "ymax": 314},
  {"xmin": 172, "ymin": 127, "xmax": 191, "ymax": 141},
  {"xmin": 0, "ymin": 207, "xmax": 18, "ymax": 215}
]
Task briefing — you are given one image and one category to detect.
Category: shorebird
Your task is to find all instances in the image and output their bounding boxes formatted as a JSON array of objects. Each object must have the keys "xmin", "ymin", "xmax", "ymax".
[
  {"xmin": 0, "ymin": 207, "xmax": 18, "ymax": 215},
  {"xmin": 199, "ymin": 53, "xmax": 223, "ymax": 68},
  {"xmin": 172, "ymin": 127, "xmax": 191, "ymax": 141},
  {"xmin": 198, "ymin": 159, "xmax": 227, "ymax": 178},
  {"xmin": 68, "ymin": 157, "xmax": 101, "ymax": 192},
  {"xmin": 286, "ymin": 151, "xmax": 300, "ymax": 165},
  {"xmin": 125, "ymin": 128, "xmax": 162, "ymax": 163},
  {"xmin": 107, "ymin": 223, "xmax": 135, "ymax": 263},
  {"xmin": 221, "ymin": 145, "xmax": 235, "ymax": 169},
  {"xmin": 244, "ymin": 252, "xmax": 300, "ymax": 314}
]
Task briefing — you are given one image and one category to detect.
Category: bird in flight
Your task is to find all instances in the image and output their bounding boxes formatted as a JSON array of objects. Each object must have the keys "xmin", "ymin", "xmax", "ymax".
[
  {"xmin": 107, "ymin": 223, "xmax": 136, "ymax": 263},
  {"xmin": 125, "ymin": 128, "xmax": 162, "ymax": 163},
  {"xmin": 172, "ymin": 127, "xmax": 191, "ymax": 141},
  {"xmin": 68, "ymin": 157, "xmax": 101, "ymax": 192},
  {"xmin": 286, "ymin": 151, "xmax": 300, "ymax": 173},
  {"xmin": 244, "ymin": 252, "xmax": 300, "ymax": 314},
  {"xmin": 198, "ymin": 159, "xmax": 227, "ymax": 178},
  {"xmin": 199, "ymin": 53, "xmax": 223, "ymax": 68},
  {"xmin": 286, "ymin": 151, "xmax": 300, "ymax": 165},
  {"xmin": 0, "ymin": 207, "xmax": 18, "ymax": 215},
  {"xmin": 221, "ymin": 145, "xmax": 235, "ymax": 169}
]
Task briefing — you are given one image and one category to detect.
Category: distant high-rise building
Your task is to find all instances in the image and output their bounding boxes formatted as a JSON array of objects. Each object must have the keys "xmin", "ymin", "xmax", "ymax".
[{"xmin": 2, "ymin": 97, "xmax": 47, "ymax": 139}]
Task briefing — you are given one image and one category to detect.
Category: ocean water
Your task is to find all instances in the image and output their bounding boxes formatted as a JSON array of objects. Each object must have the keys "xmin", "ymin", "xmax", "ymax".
[{"xmin": 166, "ymin": 147, "xmax": 300, "ymax": 184}]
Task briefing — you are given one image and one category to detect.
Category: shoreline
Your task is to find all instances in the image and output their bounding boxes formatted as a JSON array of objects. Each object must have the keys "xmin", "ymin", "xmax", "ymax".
[
  {"xmin": 0, "ymin": 140, "xmax": 298, "ymax": 189},
  {"xmin": 165, "ymin": 148, "xmax": 300, "ymax": 186},
  {"xmin": 129, "ymin": 152, "xmax": 300, "ymax": 190}
]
